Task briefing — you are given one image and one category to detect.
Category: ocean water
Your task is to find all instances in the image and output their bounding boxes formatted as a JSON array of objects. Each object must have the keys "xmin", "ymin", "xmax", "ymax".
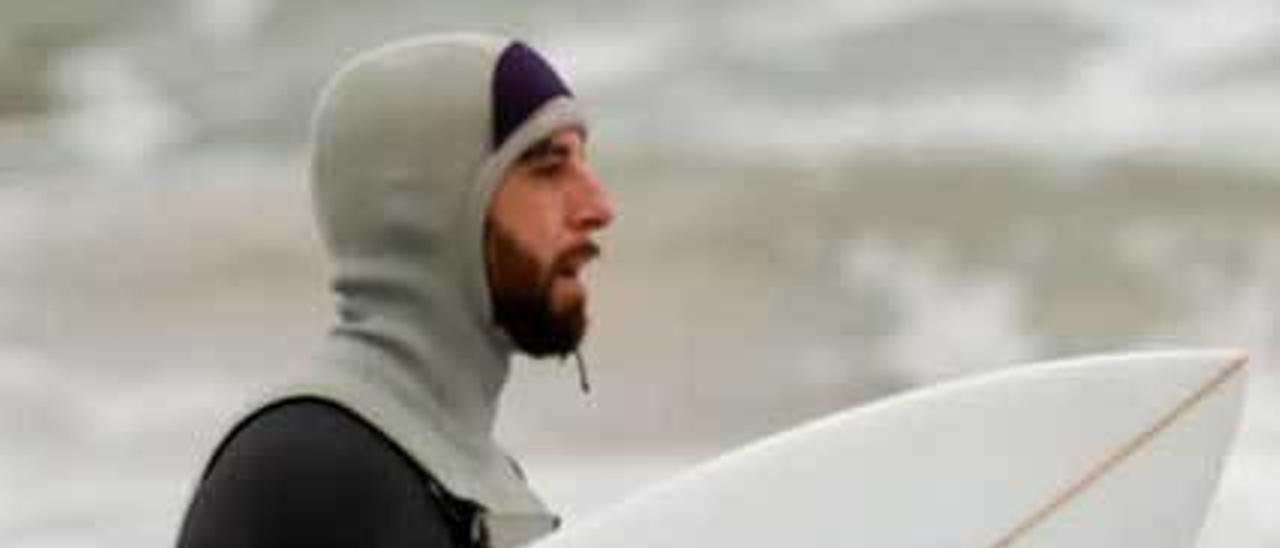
[{"xmin": 2, "ymin": 148, "xmax": 1278, "ymax": 546}]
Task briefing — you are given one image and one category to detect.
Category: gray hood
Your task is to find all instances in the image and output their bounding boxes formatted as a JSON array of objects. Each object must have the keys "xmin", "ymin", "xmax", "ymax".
[{"xmin": 264, "ymin": 33, "xmax": 584, "ymax": 547}]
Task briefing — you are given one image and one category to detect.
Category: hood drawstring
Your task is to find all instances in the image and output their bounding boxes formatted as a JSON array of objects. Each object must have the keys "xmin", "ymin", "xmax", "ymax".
[{"xmin": 572, "ymin": 350, "xmax": 590, "ymax": 394}]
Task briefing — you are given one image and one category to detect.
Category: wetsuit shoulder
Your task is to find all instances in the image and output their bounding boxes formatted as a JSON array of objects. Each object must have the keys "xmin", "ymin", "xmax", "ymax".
[{"xmin": 177, "ymin": 398, "xmax": 468, "ymax": 548}]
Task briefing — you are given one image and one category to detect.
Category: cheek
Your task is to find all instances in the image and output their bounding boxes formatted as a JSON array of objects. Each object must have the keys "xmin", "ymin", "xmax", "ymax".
[
  {"xmin": 490, "ymin": 179, "xmax": 569, "ymax": 266},
  {"xmin": 518, "ymin": 198, "xmax": 567, "ymax": 263},
  {"xmin": 490, "ymin": 218, "xmax": 557, "ymax": 284}
]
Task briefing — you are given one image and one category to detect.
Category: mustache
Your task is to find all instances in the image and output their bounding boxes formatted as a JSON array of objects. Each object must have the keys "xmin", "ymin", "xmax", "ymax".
[{"xmin": 554, "ymin": 241, "xmax": 602, "ymax": 273}]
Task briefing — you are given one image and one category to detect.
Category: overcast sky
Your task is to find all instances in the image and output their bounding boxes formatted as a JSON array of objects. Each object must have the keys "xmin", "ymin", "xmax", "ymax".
[
  {"xmin": 4, "ymin": 0, "xmax": 1278, "ymax": 175},
  {"xmin": 536, "ymin": 0, "xmax": 1280, "ymax": 152}
]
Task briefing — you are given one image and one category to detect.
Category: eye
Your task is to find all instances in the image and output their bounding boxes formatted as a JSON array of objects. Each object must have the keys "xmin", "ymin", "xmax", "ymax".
[{"xmin": 530, "ymin": 158, "xmax": 566, "ymax": 178}]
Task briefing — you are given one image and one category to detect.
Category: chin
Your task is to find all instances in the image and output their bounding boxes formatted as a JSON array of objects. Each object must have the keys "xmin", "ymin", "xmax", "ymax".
[{"xmin": 551, "ymin": 293, "xmax": 589, "ymax": 337}]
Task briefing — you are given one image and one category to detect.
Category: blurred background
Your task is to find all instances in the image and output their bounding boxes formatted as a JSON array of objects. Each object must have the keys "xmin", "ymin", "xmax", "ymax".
[{"xmin": 1, "ymin": 0, "xmax": 1278, "ymax": 546}]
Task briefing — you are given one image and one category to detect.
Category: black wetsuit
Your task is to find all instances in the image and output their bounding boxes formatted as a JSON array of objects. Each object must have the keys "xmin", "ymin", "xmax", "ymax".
[{"xmin": 177, "ymin": 399, "xmax": 481, "ymax": 548}]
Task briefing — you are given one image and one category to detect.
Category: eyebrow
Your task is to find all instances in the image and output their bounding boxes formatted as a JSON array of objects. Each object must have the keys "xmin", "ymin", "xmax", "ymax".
[
  {"xmin": 518, "ymin": 138, "xmax": 568, "ymax": 164},
  {"xmin": 517, "ymin": 127, "xmax": 587, "ymax": 164}
]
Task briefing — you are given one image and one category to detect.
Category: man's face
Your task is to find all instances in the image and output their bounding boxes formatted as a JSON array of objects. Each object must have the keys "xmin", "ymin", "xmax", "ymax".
[{"xmin": 485, "ymin": 127, "xmax": 614, "ymax": 357}]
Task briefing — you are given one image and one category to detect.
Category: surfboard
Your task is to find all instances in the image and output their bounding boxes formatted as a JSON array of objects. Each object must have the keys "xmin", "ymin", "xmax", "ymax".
[{"xmin": 527, "ymin": 349, "xmax": 1248, "ymax": 548}]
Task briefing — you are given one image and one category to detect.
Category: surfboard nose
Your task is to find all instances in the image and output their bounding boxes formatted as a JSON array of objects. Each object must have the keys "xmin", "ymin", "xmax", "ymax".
[
  {"xmin": 527, "ymin": 349, "xmax": 1251, "ymax": 548},
  {"xmin": 987, "ymin": 349, "xmax": 1249, "ymax": 547}
]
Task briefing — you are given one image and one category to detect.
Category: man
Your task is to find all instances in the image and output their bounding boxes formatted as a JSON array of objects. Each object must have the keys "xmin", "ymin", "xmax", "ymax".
[{"xmin": 176, "ymin": 33, "xmax": 613, "ymax": 548}]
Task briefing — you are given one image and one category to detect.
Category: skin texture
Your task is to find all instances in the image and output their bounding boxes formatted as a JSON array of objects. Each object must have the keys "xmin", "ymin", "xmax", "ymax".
[{"xmin": 485, "ymin": 127, "xmax": 614, "ymax": 357}]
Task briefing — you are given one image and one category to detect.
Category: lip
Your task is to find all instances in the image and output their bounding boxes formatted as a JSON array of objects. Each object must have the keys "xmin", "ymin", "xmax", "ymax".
[
  {"xmin": 556, "ymin": 260, "xmax": 589, "ymax": 279},
  {"xmin": 556, "ymin": 242, "xmax": 601, "ymax": 277}
]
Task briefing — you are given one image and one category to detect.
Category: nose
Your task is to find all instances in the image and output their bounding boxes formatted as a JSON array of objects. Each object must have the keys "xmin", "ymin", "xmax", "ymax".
[{"xmin": 571, "ymin": 163, "xmax": 614, "ymax": 232}]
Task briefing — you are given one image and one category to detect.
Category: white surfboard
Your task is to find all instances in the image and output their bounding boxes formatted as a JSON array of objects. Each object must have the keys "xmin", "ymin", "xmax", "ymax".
[{"xmin": 529, "ymin": 349, "xmax": 1248, "ymax": 548}]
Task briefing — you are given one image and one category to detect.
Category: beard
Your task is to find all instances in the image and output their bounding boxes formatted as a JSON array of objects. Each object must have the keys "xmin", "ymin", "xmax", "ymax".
[{"xmin": 487, "ymin": 222, "xmax": 599, "ymax": 358}]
